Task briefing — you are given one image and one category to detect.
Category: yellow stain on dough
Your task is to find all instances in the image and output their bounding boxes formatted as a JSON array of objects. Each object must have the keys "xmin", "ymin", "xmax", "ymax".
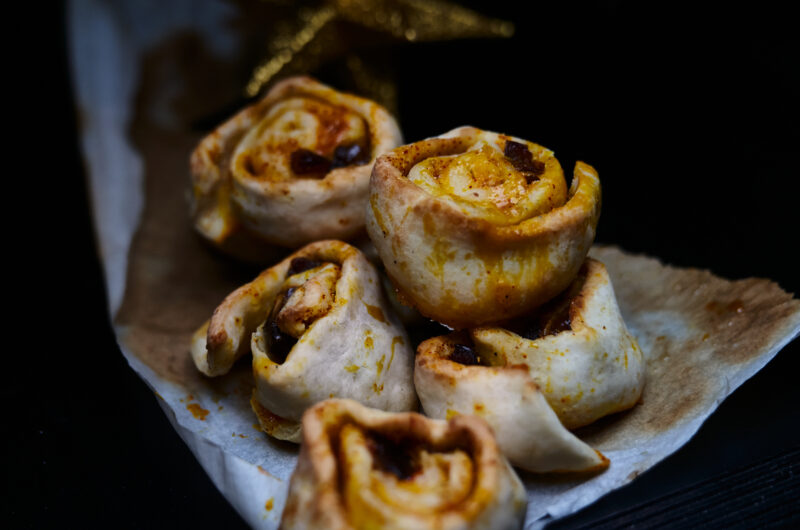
[
  {"xmin": 364, "ymin": 336, "xmax": 374, "ymax": 349},
  {"xmin": 376, "ymin": 355, "xmax": 385, "ymax": 377},
  {"xmin": 344, "ymin": 364, "xmax": 360, "ymax": 373},
  {"xmin": 370, "ymin": 197, "xmax": 389, "ymax": 236},
  {"xmin": 364, "ymin": 303, "xmax": 387, "ymax": 323},
  {"xmin": 424, "ymin": 230, "xmax": 457, "ymax": 279},
  {"xmin": 388, "ymin": 336, "xmax": 403, "ymax": 373}
]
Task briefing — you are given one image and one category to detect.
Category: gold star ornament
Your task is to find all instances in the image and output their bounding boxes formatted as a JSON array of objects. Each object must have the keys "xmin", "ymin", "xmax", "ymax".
[{"xmin": 245, "ymin": 0, "xmax": 515, "ymax": 105}]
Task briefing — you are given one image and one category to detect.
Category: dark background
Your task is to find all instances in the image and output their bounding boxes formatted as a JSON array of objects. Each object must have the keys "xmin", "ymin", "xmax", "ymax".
[{"xmin": 13, "ymin": 1, "xmax": 797, "ymax": 527}]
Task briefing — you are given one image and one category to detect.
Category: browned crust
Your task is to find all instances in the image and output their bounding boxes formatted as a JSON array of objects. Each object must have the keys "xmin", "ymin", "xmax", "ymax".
[
  {"xmin": 532, "ymin": 449, "xmax": 611, "ymax": 475},
  {"xmin": 506, "ymin": 257, "xmax": 605, "ymax": 335},
  {"xmin": 193, "ymin": 76, "xmax": 398, "ymax": 191},
  {"xmin": 248, "ymin": 76, "xmax": 393, "ymax": 162},
  {"xmin": 190, "ymin": 76, "xmax": 401, "ymax": 251},
  {"xmin": 369, "ymin": 128, "xmax": 600, "ymax": 245},
  {"xmin": 202, "ymin": 240, "xmax": 360, "ymax": 376},
  {"xmin": 416, "ymin": 333, "xmax": 532, "ymax": 386},
  {"xmin": 251, "ymin": 391, "xmax": 298, "ymax": 438},
  {"xmin": 367, "ymin": 127, "xmax": 601, "ymax": 328},
  {"xmin": 282, "ymin": 398, "xmax": 509, "ymax": 528}
]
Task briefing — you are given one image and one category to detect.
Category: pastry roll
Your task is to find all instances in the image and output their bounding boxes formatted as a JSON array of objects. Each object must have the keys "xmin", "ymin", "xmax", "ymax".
[
  {"xmin": 190, "ymin": 240, "xmax": 417, "ymax": 442},
  {"xmin": 366, "ymin": 126, "xmax": 601, "ymax": 328},
  {"xmin": 414, "ymin": 259, "xmax": 644, "ymax": 472},
  {"xmin": 280, "ymin": 399, "xmax": 527, "ymax": 530},
  {"xmin": 190, "ymin": 76, "xmax": 402, "ymax": 254}
]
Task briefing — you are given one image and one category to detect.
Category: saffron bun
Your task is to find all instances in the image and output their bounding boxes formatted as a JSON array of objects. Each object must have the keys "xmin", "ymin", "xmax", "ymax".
[
  {"xmin": 190, "ymin": 76, "xmax": 402, "ymax": 255},
  {"xmin": 280, "ymin": 399, "xmax": 527, "ymax": 530},
  {"xmin": 414, "ymin": 259, "xmax": 644, "ymax": 472},
  {"xmin": 190, "ymin": 241, "xmax": 417, "ymax": 442},
  {"xmin": 366, "ymin": 126, "xmax": 601, "ymax": 328}
]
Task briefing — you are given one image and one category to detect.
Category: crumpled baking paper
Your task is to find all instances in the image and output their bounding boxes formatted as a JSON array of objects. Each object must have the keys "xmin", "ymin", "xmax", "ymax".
[{"xmin": 69, "ymin": 1, "xmax": 800, "ymax": 527}]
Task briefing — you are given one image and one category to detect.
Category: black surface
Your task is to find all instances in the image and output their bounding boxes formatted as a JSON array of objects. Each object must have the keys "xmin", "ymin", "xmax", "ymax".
[
  {"xmin": 14, "ymin": 1, "xmax": 798, "ymax": 528},
  {"xmin": 563, "ymin": 447, "xmax": 800, "ymax": 529}
]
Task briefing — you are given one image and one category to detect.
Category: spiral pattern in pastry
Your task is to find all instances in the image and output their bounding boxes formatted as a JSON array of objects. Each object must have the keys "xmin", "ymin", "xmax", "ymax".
[
  {"xmin": 280, "ymin": 399, "xmax": 527, "ymax": 530},
  {"xmin": 366, "ymin": 126, "xmax": 601, "ymax": 328},
  {"xmin": 190, "ymin": 76, "xmax": 402, "ymax": 254},
  {"xmin": 414, "ymin": 258, "xmax": 644, "ymax": 472},
  {"xmin": 190, "ymin": 240, "xmax": 417, "ymax": 442}
]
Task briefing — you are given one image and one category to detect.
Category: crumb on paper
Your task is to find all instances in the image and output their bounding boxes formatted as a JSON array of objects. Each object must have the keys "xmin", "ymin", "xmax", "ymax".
[{"xmin": 187, "ymin": 403, "xmax": 209, "ymax": 420}]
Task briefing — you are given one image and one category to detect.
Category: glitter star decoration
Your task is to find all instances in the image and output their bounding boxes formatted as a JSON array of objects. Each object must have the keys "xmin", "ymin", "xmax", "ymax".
[{"xmin": 245, "ymin": 0, "xmax": 515, "ymax": 103}]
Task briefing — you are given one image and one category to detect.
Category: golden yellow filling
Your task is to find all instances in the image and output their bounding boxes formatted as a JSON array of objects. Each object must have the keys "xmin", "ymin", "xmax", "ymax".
[
  {"xmin": 232, "ymin": 97, "xmax": 368, "ymax": 181},
  {"xmin": 339, "ymin": 424, "xmax": 474, "ymax": 527},
  {"xmin": 407, "ymin": 135, "xmax": 567, "ymax": 225}
]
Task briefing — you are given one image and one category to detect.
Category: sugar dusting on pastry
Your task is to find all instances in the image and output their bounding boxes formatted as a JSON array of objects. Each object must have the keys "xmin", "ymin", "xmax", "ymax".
[
  {"xmin": 232, "ymin": 97, "xmax": 368, "ymax": 182},
  {"xmin": 407, "ymin": 131, "xmax": 567, "ymax": 225},
  {"xmin": 367, "ymin": 126, "xmax": 601, "ymax": 328},
  {"xmin": 190, "ymin": 76, "xmax": 403, "ymax": 251}
]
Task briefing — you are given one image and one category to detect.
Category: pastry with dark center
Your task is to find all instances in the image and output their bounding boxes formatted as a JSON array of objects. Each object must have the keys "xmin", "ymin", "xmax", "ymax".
[
  {"xmin": 190, "ymin": 240, "xmax": 417, "ymax": 442},
  {"xmin": 280, "ymin": 399, "xmax": 527, "ymax": 529},
  {"xmin": 414, "ymin": 259, "xmax": 644, "ymax": 472},
  {"xmin": 366, "ymin": 126, "xmax": 601, "ymax": 329},
  {"xmin": 189, "ymin": 76, "xmax": 402, "ymax": 257}
]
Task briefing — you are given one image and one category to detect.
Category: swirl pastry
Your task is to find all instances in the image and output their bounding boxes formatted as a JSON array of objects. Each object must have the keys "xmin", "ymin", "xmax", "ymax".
[
  {"xmin": 366, "ymin": 126, "xmax": 601, "ymax": 328},
  {"xmin": 280, "ymin": 399, "xmax": 526, "ymax": 530},
  {"xmin": 190, "ymin": 76, "xmax": 402, "ymax": 254},
  {"xmin": 414, "ymin": 259, "xmax": 645, "ymax": 472},
  {"xmin": 190, "ymin": 240, "xmax": 417, "ymax": 442}
]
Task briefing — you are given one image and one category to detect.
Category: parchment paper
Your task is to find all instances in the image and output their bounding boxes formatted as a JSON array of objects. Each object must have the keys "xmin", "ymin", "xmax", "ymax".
[{"xmin": 69, "ymin": 1, "xmax": 800, "ymax": 527}]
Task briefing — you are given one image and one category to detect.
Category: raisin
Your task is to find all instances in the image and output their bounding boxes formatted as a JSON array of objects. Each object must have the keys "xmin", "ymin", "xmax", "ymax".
[
  {"xmin": 266, "ymin": 320, "xmax": 297, "ymax": 364},
  {"xmin": 288, "ymin": 257, "xmax": 322, "ymax": 276},
  {"xmin": 290, "ymin": 148, "xmax": 331, "ymax": 175},
  {"xmin": 504, "ymin": 140, "xmax": 545, "ymax": 183},
  {"xmin": 517, "ymin": 321, "xmax": 543, "ymax": 341},
  {"xmin": 264, "ymin": 287, "xmax": 298, "ymax": 364},
  {"xmin": 367, "ymin": 432, "xmax": 420, "ymax": 480},
  {"xmin": 331, "ymin": 143, "xmax": 368, "ymax": 168},
  {"xmin": 541, "ymin": 303, "xmax": 572, "ymax": 336},
  {"xmin": 448, "ymin": 343, "xmax": 481, "ymax": 366}
]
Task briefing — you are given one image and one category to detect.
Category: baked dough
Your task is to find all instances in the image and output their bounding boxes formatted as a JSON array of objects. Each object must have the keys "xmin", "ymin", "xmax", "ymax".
[
  {"xmin": 414, "ymin": 259, "xmax": 644, "ymax": 472},
  {"xmin": 190, "ymin": 240, "xmax": 417, "ymax": 442},
  {"xmin": 280, "ymin": 399, "xmax": 527, "ymax": 530},
  {"xmin": 190, "ymin": 76, "xmax": 402, "ymax": 255},
  {"xmin": 366, "ymin": 126, "xmax": 601, "ymax": 328}
]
